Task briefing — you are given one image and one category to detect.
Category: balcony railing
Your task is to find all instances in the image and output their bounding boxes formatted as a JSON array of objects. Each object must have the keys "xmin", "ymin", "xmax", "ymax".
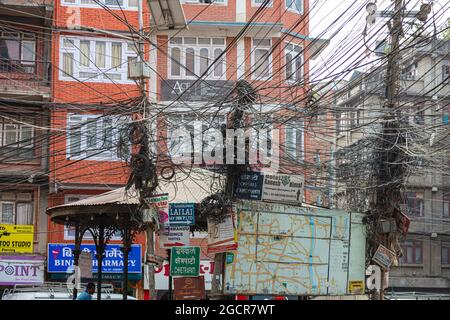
[{"xmin": 0, "ymin": 59, "xmax": 50, "ymax": 87}]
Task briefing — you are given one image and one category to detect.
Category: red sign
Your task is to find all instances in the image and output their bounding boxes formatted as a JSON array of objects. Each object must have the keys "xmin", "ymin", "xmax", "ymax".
[{"xmin": 174, "ymin": 276, "xmax": 206, "ymax": 300}]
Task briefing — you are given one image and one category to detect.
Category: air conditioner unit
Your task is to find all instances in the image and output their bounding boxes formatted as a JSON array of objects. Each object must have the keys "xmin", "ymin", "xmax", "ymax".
[
  {"xmin": 128, "ymin": 60, "xmax": 151, "ymax": 80},
  {"xmin": 431, "ymin": 232, "xmax": 438, "ymax": 238}
]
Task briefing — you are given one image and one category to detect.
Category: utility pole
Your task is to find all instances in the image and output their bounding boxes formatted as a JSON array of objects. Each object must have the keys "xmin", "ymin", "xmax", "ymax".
[{"xmin": 375, "ymin": 0, "xmax": 404, "ymax": 300}]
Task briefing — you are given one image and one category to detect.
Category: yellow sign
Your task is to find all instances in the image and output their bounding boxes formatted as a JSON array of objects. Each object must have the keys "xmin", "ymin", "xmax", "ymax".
[
  {"xmin": 0, "ymin": 224, "xmax": 34, "ymax": 253},
  {"xmin": 348, "ymin": 280, "xmax": 365, "ymax": 295}
]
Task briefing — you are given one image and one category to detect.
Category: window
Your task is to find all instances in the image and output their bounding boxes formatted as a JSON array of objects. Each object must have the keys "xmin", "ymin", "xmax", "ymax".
[
  {"xmin": 349, "ymin": 109, "xmax": 362, "ymax": 129},
  {"xmin": 401, "ymin": 62, "xmax": 417, "ymax": 80},
  {"xmin": 0, "ymin": 32, "xmax": 36, "ymax": 73},
  {"xmin": 252, "ymin": 38, "xmax": 272, "ymax": 80},
  {"xmin": 442, "ymin": 62, "xmax": 449, "ymax": 82},
  {"xmin": 66, "ymin": 114, "xmax": 128, "ymax": 161},
  {"xmin": 167, "ymin": 114, "xmax": 226, "ymax": 159},
  {"xmin": 442, "ymin": 243, "xmax": 450, "ymax": 265},
  {"xmin": 0, "ymin": 193, "xmax": 33, "ymax": 225},
  {"xmin": 182, "ymin": 0, "xmax": 226, "ymax": 4},
  {"xmin": 0, "ymin": 115, "xmax": 35, "ymax": 159},
  {"xmin": 252, "ymin": 113, "xmax": 273, "ymax": 157},
  {"xmin": 336, "ymin": 111, "xmax": 342, "ymax": 135},
  {"xmin": 285, "ymin": 42, "xmax": 303, "ymax": 83},
  {"xmin": 60, "ymin": 36, "xmax": 138, "ymax": 83},
  {"xmin": 314, "ymin": 149, "xmax": 321, "ymax": 166},
  {"xmin": 169, "ymin": 37, "xmax": 226, "ymax": 79},
  {"xmin": 286, "ymin": 0, "xmax": 303, "ymax": 13},
  {"xmin": 284, "ymin": 120, "xmax": 304, "ymax": 161},
  {"xmin": 404, "ymin": 192, "xmax": 424, "ymax": 217},
  {"xmin": 444, "ymin": 193, "xmax": 450, "ymax": 218},
  {"xmin": 61, "ymin": 0, "xmax": 138, "ymax": 9},
  {"xmin": 400, "ymin": 240, "xmax": 423, "ymax": 264},
  {"xmin": 252, "ymin": 0, "xmax": 273, "ymax": 6}
]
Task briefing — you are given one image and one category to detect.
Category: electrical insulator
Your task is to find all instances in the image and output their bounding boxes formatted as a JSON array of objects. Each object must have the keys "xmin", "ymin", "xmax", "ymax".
[{"xmin": 366, "ymin": 2, "xmax": 378, "ymax": 26}]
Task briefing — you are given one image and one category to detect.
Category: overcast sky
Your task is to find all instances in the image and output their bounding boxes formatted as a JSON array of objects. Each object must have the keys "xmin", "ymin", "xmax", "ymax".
[{"xmin": 309, "ymin": 0, "xmax": 449, "ymax": 81}]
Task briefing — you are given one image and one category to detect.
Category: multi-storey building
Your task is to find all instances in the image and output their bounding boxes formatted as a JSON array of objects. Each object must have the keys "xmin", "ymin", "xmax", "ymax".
[
  {"xmin": 152, "ymin": 0, "xmax": 329, "ymax": 205},
  {"xmin": 334, "ymin": 38, "xmax": 450, "ymax": 293},
  {"xmin": 0, "ymin": 0, "xmax": 53, "ymax": 267}
]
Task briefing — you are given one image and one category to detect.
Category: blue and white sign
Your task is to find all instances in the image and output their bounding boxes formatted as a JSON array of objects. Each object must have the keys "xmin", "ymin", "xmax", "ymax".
[
  {"xmin": 47, "ymin": 244, "xmax": 142, "ymax": 274},
  {"xmin": 169, "ymin": 203, "xmax": 195, "ymax": 226},
  {"xmin": 235, "ymin": 172, "xmax": 264, "ymax": 200}
]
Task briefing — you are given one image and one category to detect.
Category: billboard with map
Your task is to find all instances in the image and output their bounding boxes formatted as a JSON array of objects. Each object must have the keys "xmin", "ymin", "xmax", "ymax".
[{"xmin": 223, "ymin": 201, "xmax": 366, "ymax": 296}]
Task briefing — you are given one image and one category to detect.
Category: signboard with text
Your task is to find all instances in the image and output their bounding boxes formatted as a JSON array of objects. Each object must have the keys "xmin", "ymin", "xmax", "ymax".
[
  {"xmin": 174, "ymin": 276, "xmax": 206, "ymax": 300},
  {"xmin": 145, "ymin": 194, "xmax": 170, "ymax": 227},
  {"xmin": 0, "ymin": 224, "xmax": 34, "ymax": 254},
  {"xmin": 207, "ymin": 209, "xmax": 238, "ymax": 254},
  {"xmin": 159, "ymin": 226, "xmax": 190, "ymax": 248},
  {"xmin": 170, "ymin": 246, "xmax": 201, "ymax": 277},
  {"xmin": 0, "ymin": 255, "xmax": 44, "ymax": 286},
  {"xmin": 235, "ymin": 173, "xmax": 304, "ymax": 204},
  {"xmin": 161, "ymin": 80, "xmax": 234, "ymax": 101},
  {"xmin": 47, "ymin": 244, "xmax": 142, "ymax": 274},
  {"xmin": 169, "ymin": 203, "xmax": 195, "ymax": 226}
]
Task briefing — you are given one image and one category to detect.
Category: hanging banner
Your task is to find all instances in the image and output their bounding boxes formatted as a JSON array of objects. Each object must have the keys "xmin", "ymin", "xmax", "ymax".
[
  {"xmin": 0, "ymin": 224, "xmax": 34, "ymax": 254},
  {"xmin": 159, "ymin": 226, "xmax": 190, "ymax": 248},
  {"xmin": 0, "ymin": 255, "xmax": 45, "ymax": 286},
  {"xmin": 207, "ymin": 209, "xmax": 238, "ymax": 254},
  {"xmin": 144, "ymin": 194, "xmax": 170, "ymax": 227},
  {"xmin": 47, "ymin": 244, "xmax": 142, "ymax": 274},
  {"xmin": 79, "ymin": 251, "xmax": 93, "ymax": 278}
]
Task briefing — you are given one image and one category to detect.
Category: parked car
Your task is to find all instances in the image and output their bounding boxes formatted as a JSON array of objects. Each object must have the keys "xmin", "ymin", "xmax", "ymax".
[{"xmin": 1, "ymin": 283, "xmax": 137, "ymax": 300}]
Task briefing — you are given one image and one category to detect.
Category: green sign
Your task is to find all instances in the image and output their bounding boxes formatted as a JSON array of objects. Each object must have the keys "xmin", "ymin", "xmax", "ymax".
[{"xmin": 170, "ymin": 246, "xmax": 200, "ymax": 277}]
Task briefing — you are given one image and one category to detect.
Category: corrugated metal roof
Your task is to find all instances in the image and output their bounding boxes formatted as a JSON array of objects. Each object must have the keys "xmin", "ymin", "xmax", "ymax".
[{"xmin": 47, "ymin": 168, "xmax": 224, "ymax": 212}]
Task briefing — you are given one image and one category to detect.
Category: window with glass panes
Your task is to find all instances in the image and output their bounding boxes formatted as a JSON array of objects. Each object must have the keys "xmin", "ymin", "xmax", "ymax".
[
  {"xmin": 404, "ymin": 192, "xmax": 424, "ymax": 217},
  {"xmin": 284, "ymin": 120, "xmax": 304, "ymax": 161},
  {"xmin": 251, "ymin": 113, "xmax": 273, "ymax": 157},
  {"xmin": 66, "ymin": 114, "xmax": 128, "ymax": 161},
  {"xmin": 442, "ymin": 243, "xmax": 450, "ymax": 265},
  {"xmin": 400, "ymin": 240, "xmax": 423, "ymax": 264},
  {"xmin": 252, "ymin": 0, "xmax": 272, "ymax": 6},
  {"xmin": 444, "ymin": 192, "xmax": 450, "ymax": 218},
  {"xmin": 182, "ymin": 0, "xmax": 226, "ymax": 4},
  {"xmin": 61, "ymin": 0, "xmax": 139, "ymax": 10},
  {"xmin": 60, "ymin": 37, "xmax": 138, "ymax": 83},
  {"xmin": 169, "ymin": 37, "xmax": 226, "ymax": 79},
  {"xmin": 0, "ymin": 115, "xmax": 34, "ymax": 159},
  {"xmin": 252, "ymin": 38, "xmax": 272, "ymax": 80},
  {"xmin": 285, "ymin": 42, "xmax": 303, "ymax": 83},
  {"xmin": 286, "ymin": 0, "xmax": 303, "ymax": 13},
  {"xmin": 0, "ymin": 193, "xmax": 33, "ymax": 225},
  {"xmin": 0, "ymin": 31, "xmax": 36, "ymax": 73},
  {"xmin": 167, "ymin": 114, "xmax": 226, "ymax": 158}
]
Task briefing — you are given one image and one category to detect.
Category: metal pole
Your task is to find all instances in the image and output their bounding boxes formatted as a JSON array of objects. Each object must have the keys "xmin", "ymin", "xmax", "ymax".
[
  {"xmin": 167, "ymin": 249, "xmax": 172, "ymax": 300},
  {"xmin": 97, "ymin": 225, "xmax": 105, "ymax": 301},
  {"xmin": 122, "ymin": 222, "xmax": 130, "ymax": 301},
  {"xmin": 73, "ymin": 222, "xmax": 81, "ymax": 300},
  {"xmin": 146, "ymin": 225, "xmax": 157, "ymax": 299}
]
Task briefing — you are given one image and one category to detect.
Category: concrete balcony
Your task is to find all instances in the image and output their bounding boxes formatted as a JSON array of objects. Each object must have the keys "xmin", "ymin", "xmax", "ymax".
[{"xmin": 399, "ymin": 78, "xmax": 425, "ymax": 95}]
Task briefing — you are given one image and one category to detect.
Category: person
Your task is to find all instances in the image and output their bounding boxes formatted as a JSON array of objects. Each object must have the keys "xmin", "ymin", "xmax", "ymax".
[{"xmin": 76, "ymin": 282, "xmax": 95, "ymax": 300}]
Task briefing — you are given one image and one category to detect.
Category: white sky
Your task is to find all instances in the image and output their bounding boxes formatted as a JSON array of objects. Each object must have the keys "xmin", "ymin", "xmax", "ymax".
[{"xmin": 309, "ymin": 0, "xmax": 449, "ymax": 81}]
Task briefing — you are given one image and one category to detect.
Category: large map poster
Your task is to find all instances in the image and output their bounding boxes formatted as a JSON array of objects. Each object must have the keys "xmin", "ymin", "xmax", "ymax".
[{"xmin": 223, "ymin": 201, "xmax": 366, "ymax": 296}]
